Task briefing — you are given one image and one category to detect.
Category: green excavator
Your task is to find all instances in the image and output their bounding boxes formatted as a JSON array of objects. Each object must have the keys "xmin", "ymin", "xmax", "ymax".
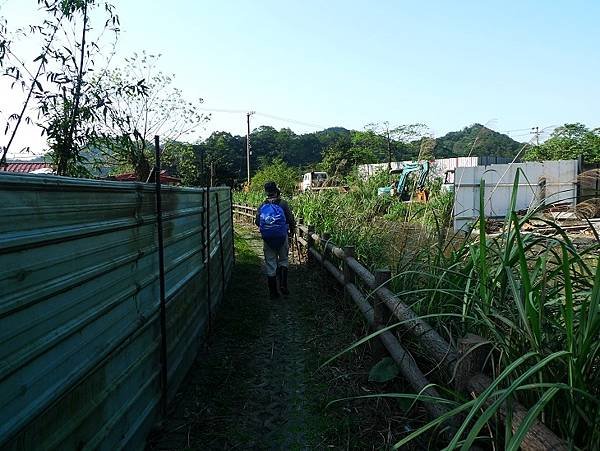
[{"xmin": 377, "ymin": 161, "xmax": 430, "ymax": 202}]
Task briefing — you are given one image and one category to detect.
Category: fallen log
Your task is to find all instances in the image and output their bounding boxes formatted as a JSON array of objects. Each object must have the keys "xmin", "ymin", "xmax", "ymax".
[
  {"xmin": 346, "ymin": 257, "xmax": 459, "ymax": 379},
  {"xmin": 466, "ymin": 374, "xmax": 568, "ymax": 451},
  {"xmin": 302, "ymin": 224, "xmax": 568, "ymax": 450}
]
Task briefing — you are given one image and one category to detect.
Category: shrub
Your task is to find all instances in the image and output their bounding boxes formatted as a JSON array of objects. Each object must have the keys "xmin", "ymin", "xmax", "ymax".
[{"xmin": 250, "ymin": 158, "xmax": 298, "ymax": 196}]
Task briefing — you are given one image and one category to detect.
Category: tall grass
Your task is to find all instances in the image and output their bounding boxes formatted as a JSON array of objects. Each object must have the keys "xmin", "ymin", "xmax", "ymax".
[
  {"xmin": 392, "ymin": 195, "xmax": 600, "ymax": 449},
  {"xmin": 291, "ymin": 171, "xmax": 454, "ymax": 268},
  {"xmin": 290, "ymin": 172, "xmax": 600, "ymax": 449},
  {"xmin": 232, "ymin": 190, "xmax": 265, "ymax": 206}
]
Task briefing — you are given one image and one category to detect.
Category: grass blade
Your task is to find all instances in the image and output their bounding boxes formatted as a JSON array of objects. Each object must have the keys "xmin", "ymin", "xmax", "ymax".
[{"xmin": 505, "ymin": 387, "xmax": 560, "ymax": 451}]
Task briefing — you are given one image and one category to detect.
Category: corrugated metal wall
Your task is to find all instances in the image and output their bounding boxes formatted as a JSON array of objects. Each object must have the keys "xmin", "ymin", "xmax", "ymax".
[
  {"xmin": 453, "ymin": 160, "xmax": 579, "ymax": 231},
  {"xmin": 358, "ymin": 157, "xmax": 516, "ymax": 180},
  {"xmin": 0, "ymin": 173, "xmax": 233, "ymax": 450},
  {"xmin": 580, "ymin": 161, "xmax": 600, "ymax": 203}
]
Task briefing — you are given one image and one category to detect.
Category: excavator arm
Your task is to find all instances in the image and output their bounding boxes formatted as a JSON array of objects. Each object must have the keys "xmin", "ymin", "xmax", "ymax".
[
  {"xmin": 416, "ymin": 161, "xmax": 429, "ymax": 190},
  {"xmin": 395, "ymin": 163, "xmax": 421, "ymax": 199},
  {"xmin": 378, "ymin": 161, "xmax": 430, "ymax": 202}
]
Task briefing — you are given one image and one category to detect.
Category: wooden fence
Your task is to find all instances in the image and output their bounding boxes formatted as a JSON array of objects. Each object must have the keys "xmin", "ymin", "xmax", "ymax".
[{"xmin": 233, "ymin": 203, "xmax": 566, "ymax": 451}]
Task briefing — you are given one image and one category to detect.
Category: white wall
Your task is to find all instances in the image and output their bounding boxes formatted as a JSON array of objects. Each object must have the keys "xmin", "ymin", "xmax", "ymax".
[
  {"xmin": 358, "ymin": 157, "xmax": 480, "ymax": 181},
  {"xmin": 453, "ymin": 160, "xmax": 579, "ymax": 231}
]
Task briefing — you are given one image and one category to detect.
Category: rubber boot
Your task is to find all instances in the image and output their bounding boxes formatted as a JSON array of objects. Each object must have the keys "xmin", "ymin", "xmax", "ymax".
[
  {"xmin": 267, "ymin": 276, "xmax": 280, "ymax": 300},
  {"xmin": 276, "ymin": 267, "xmax": 282, "ymax": 293},
  {"xmin": 279, "ymin": 266, "xmax": 289, "ymax": 296}
]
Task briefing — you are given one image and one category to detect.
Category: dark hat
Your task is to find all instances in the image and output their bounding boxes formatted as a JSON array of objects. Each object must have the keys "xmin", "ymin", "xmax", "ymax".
[{"xmin": 264, "ymin": 181, "xmax": 280, "ymax": 198}]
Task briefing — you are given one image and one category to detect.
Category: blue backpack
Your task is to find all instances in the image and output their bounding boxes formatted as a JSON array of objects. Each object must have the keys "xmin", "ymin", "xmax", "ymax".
[{"xmin": 259, "ymin": 202, "xmax": 288, "ymax": 249}]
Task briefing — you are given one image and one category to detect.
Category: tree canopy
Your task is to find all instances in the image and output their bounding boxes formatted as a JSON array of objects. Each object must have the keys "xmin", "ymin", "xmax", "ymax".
[
  {"xmin": 250, "ymin": 158, "xmax": 298, "ymax": 196},
  {"xmin": 524, "ymin": 123, "xmax": 600, "ymax": 164},
  {"xmin": 198, "ymin": 123, "xmax": 525, "ymax": 186},
  {"xmin": 433, "ymin": 124, "xmax": 524, "ymax": 158}
]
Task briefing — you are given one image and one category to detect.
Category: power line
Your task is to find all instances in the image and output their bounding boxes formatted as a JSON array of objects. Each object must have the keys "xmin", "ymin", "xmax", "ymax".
[
  {"xmin": 511, "ymin": 133, "xmax": 535, "ymax": 138},
  {"xmin": 196, "ymin": 107, "xmax": 246, "ymax": 114},
  {"xmin": 502, "ymin": 124, "xmax": 558, "ymax": 135},
  {"xmin": 502, "ymin": 127, "xmax": 536, "ymax": 133},
  {"xmin": 196, "ymin": 107, "xmax": 326, "ymax": 129},
  {"xmin": 198, "ymin": 109, "xmax": 560, "ymax": 138},
  {"xmin": 253, "ymin": 111, "xmax": 324, "ymax": 129}
]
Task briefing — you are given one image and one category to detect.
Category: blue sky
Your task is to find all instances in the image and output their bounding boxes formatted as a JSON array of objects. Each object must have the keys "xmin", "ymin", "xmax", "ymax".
[{"xmin": 1, "ymin": 0, "xmax": 599, "ymax": 156}]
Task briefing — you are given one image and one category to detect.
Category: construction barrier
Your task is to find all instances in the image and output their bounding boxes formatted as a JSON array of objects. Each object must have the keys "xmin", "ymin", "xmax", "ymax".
[{"xmin": 0, "ymin": 173, "xmax": 233, "ymax": 450}]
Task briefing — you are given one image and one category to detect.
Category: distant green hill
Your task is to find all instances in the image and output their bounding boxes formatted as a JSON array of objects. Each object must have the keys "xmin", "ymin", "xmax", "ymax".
[
  {"xmin": 8, "ymin": 155, "xmax": 46, "ymax": 163},
  {"xmin": 176, "ymin": 123, "xmax": 525, "ymax": 185},
  {"xmin": 433, "ymin": 124, "xmax": 523, "ymax": 158}
]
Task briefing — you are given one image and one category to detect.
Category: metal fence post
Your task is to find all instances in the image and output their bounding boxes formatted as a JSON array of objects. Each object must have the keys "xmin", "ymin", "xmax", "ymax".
[
  {"xmin": 229, "ymin": 189, "xmax": 235, "ymax": 265},
  {"xmin": 154, "ymin": 135, "xmax": 168, "ymax": 417},
  {"xmin": 215, "ymin": 191, "xmax": 226, "ymax": 298},
  {"xmin": 205, "ymin": 187, "xmax": 212, "ymax": 335}
]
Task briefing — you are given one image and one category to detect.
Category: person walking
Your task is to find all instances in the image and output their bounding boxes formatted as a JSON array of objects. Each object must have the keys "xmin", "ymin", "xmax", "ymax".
[{"xmin": 255, "ymin": 181, "xmax": 296, "ymax": 299}]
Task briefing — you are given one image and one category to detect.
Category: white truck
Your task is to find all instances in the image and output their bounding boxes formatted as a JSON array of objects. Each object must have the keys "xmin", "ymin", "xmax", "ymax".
[{"xmin": 301, "ymin": 171, "xmax": 329, "ymax": 192}]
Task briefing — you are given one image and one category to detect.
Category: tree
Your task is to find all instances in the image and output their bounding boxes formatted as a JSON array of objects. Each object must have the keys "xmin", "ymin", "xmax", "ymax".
[
  {"xmin": 350, "ymin": 129, "xmax": 386, "ymax": 162},
  {"xmin": 161, "ymin": 141, "xmax": 200, "ymax": 186},
  {"xmin": 250, "ymin": 159, "xmax": 298, "ymax": 196},
  {"xmin": 93, "ymin": 52, "xmax": 209, "ymax": 180},
  {"xmin": 434, "ymin": 124, "xmax": 522, "ymax": 158},
  {"xmin": 288, "ymin": 132, "xmax": 320, "ymax": 167},
  {"xmin": 0, "ymin": 0, "xmax": 70, "ymax": 166},
  {"xmin": 196, "ymin": 131, "xmax": 245, "ymax": 186},
  {"xmin": 365, "ymin": 122, "xmax": 429, "ymax": 168},
  {"xmin": 417, "ymin": 136, "xmax": 436, "ymax": 160},
  {"xmin": 0, "ymin": 0, "xmax": 131, "ymax": 175},
  {"xmin": 319, "ymin": 133, "xmax": 352, "ymax": 176},
  {"xmin": 318, "ymin": 130, "xmax": 382, "ymax": 177},
  {"xmin": 524, "ymin": 123, "xmax": 600, "ymax": 163}
]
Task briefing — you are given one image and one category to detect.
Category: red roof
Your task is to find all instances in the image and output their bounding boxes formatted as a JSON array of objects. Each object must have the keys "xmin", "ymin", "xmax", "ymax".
[
  {"xmin": 114, "ymin": 170, "xmax": 181, "ymax": 185},
  {"xmin": 2, "ymin": 162, "xmax": 52, "ymax": 173}
]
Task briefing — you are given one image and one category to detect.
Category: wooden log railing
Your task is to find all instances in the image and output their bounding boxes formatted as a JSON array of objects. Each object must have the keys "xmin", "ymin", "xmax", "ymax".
[
  {"xmin": 233, "ymin": 203, "xmax": 256, "ymax": 221},
  {"xmin": 232, "ymin": 204, "xmax": 566, "ymax": 451}
]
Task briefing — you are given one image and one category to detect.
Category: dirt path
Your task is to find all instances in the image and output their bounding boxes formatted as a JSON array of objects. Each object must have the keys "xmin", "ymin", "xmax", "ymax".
[
  {"xmin": 147, "ymin": 227, "xmax": 328, "ymax": 450},
  {"xmin": 147, "ymin": 225, "xmax": 423, "ymax": 450}
]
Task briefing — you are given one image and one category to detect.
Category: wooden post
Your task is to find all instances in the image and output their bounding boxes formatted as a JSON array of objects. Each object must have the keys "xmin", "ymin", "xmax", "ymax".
[
  {"xmin": 322, "ymin": 232, "xmax": 331, "ymax": 277},
  {"xmin": 373, "ymin": 269, "xmax": 392, "ymax": 359},
  {"xmin": 321, "ymin": 232, "xmax": 331, "ymax": 264},
  {"xmin": 307, "ymin": 225, "xmax": 315, "ymax": 266},
  {"xmin": 454, "ymin": 333, "xmax": 491, "ymax": 391},
  {"xmin": 342, "ymin": 246, "xmax": 356, "ymax": 302},
  {"xmin": 374, "ymin": 269, "xmax": 392, "ymax": 325}
]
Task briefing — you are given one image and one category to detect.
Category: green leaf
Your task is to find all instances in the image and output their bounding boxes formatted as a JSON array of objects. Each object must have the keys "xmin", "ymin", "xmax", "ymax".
[
  {"xmin": 506, "ymin": 387, "xmax": 560, "ymax": 451},
  {"xmin": 457, "ymin": 351, "xmax": 569, "ymax": 451},
  {"xmin": 368, "ymin": 357, "xmax": 400, "ymax": 383}
]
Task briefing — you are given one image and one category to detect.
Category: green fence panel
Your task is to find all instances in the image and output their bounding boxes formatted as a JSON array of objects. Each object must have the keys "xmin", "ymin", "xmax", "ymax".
[{"xmin": 0, "ymin": 173, "xmax": 233, "ymax": 450}]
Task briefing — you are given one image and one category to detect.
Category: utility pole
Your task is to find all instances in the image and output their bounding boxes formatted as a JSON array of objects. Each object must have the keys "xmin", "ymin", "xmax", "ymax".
[
  {"xmin": 531, "ymin": 126, "xmax": 540, "ymax": 145},
  {"xmin": 246, "ymin": 111, "xmax": 255, "ymax": 185},
  {"xmin": 384, "ymin": 121, "xmax": 392, "ymax": 171}
]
